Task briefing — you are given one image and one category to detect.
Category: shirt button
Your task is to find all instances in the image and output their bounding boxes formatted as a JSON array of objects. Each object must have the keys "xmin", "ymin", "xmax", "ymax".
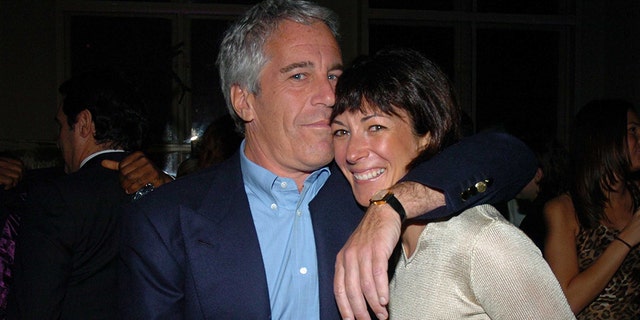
[
  {"xmin": 299, "ymin": 267, "xmax": 308, "ymax": 275},
  {"xmin": 280, "ymin": 181, "xmax": 287, "ymax": 188},
  {"xmin": 270, "ymin": 203, "xmax": 277, "ymax": 210},
  {"xmin": 296, "ymin": 210, "xmax": 302, "ymax": 216}
]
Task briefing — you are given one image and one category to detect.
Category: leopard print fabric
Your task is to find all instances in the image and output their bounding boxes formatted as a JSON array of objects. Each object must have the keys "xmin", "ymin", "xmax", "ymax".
[{"xmin": 576, "ymin": 224, "xmax": 640, "ymax": 319}]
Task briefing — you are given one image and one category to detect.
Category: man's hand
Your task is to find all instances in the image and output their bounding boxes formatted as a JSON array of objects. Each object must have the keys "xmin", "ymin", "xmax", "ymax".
[
  {"xmin": 101, "ymin": 151, "xmax": 173, "ymax": 194},
  {"xmin": 0, "ymin": 156, "xmax": 24, "ymax": 190},
  {"xmin": 334, "ymin": 205, "xmax": 401, "ymax": 320},
  {"xmin": 334, "ymin": 181, "xmax": 444, "ymax": 320}
]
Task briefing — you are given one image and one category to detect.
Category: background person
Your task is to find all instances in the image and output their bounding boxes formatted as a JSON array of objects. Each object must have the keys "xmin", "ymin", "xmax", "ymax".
[
  {"xmin": 176, "ymin": 113, "xmax": 243, "ymax": 177},
  {"xmin": 516, "ymin": 137, "xmax": 571, "ymax": 250},
  {"xmin": 9, "ymin": 68, "xmax": 149, "ymax": 319},
  {"xmin": 0, "ymin": 155, "xmax": 25, "ymax": 316},
  {"xmin": 543, "ymin": 99, "xmax": 640, "ymax": 318}
]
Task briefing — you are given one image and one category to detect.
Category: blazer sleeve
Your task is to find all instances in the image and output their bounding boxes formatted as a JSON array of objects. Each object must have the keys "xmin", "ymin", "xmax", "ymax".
[
  {"xmin": 402, "ymin": 131, "xmax": 537, "ymax": 220},
  {"xmin": 119, "ymin": 200, "xmax": 185, "ymax": 320},
  {"xmin": 12, "ymin": 182, "xmax": 73, "ymax": 319}
]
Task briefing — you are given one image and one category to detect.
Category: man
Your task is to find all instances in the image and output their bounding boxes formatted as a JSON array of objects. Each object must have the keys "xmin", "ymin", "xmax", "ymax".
[
  {"xmin": 119, "ymin": 0, "xmax": 536, "ymax": 319},
  {"xmin": 9, "ymin": 69, "xmax": 149, "ymax": 319}
]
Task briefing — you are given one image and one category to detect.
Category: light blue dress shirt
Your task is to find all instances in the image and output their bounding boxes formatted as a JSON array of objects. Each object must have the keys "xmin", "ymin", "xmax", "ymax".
[{"xmin": 240, "ymin": 144, "xmax": 330, "ymax": 320}]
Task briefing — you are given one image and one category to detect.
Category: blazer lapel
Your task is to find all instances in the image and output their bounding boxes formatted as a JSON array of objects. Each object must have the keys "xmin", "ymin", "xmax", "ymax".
[
  {"xmin": 311, "ymin": 163, "xmax": 364, "ymax": 319},
  {"xmin": 179, "ymin": 156, "xmax": 272, "ymax": 318}
]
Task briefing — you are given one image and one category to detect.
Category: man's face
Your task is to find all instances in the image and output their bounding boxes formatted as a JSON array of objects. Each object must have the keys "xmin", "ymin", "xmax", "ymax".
[
  {"xmin": 515, "ymin": 168, "xmax": 541, "ymax": 201},
  {"xmin": 240, "ymin": 20, "xmax": 343, "ymax": 179},
  {"xmin": 55, "ymin": 104, "xmax": 78, "ymax": 173}
]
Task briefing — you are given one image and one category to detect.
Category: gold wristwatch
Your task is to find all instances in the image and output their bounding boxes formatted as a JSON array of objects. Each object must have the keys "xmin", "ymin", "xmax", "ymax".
[{"xmin": 369, "ymin": 189, "xmax": 406, "ymax": 222}]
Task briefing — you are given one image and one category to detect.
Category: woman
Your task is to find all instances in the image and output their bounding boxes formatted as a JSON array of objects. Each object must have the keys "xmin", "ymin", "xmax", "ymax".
[
  {"xmin": 544, "ymin": 99, "xmax": 640, "ymax": 318},
  {"xmin": 330, "ymin": 48, "xmax": 575, "ymax": 319}
]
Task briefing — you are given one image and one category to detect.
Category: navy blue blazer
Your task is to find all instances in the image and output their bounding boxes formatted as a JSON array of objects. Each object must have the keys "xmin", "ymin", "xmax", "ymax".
[
  {"xmin": 119, "ymin": 131, "xmax": 537, "ymax": 319},
  {"xmin": 11, "ymin": 152, "xmax": 131, "ymax": 320}
]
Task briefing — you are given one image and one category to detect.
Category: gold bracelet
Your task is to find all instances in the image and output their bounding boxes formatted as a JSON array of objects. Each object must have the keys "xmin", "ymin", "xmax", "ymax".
[{"xmin": 614, "ymin": 235, "xmax": 633, "ymax": 249}]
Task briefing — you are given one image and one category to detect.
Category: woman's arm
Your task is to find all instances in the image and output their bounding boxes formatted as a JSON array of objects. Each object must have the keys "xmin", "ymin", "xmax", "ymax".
[{"xmin": 543, "ymin": 195, "xmax": 632, "ymax": 314}]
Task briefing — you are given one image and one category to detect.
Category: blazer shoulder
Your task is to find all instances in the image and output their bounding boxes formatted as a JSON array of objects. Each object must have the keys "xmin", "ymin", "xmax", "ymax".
[{"xmin": 129, "ymin": 155, "xmax": 244, "ymax": 215}]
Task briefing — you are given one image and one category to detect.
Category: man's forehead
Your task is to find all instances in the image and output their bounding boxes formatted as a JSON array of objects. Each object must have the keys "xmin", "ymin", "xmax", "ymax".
[
  {"xmin": 269, "ymin": 47, "xmax": 342, "ymax": 75},
  {"xmin": 268, "ymin": 21, "xmax": 340, "ymax": 55}
]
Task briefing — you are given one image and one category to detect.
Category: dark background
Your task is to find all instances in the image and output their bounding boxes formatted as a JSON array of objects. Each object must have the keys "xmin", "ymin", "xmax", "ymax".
[{"xmin": 1, "ymin": 0, "xmax": 638, "ymax": 174}]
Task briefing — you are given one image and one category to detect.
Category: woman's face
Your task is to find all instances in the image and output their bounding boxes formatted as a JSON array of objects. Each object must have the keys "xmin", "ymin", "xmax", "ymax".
[
  {"xmin": 331, "ymin": 101, "xmax": 430, "ymax": 206},
  {"xmin": 626, "ymin": 109, "xmax": 640, "ymax": 172}
]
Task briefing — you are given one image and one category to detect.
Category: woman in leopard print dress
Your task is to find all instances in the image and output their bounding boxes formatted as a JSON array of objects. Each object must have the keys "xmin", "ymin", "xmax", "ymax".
[{"xmin": 544, "ymin": 100, "xmax": 640, "ymax": 319}]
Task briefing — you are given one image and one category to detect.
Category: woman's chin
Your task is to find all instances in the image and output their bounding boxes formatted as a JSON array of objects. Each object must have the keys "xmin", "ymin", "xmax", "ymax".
[
  {"xmin": 353, "ymin": 186, "xmax": 384, "ymax": 208},
  {"xmin": 354, "ymin": 193, "xmax": 371, "ymax": 208}
]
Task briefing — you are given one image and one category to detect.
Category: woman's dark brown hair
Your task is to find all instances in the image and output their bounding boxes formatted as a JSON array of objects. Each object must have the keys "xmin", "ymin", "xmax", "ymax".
[
  {"xmin": 570, "ymin": 99, "xmax": 639, "ymax": 228},
  {"xmin": 331, "ymin": 48, "xmax": 462, "ymax": 169}
]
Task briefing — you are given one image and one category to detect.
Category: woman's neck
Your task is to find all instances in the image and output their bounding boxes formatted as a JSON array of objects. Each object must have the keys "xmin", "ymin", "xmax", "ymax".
[
  {"xmin": 603, "ymin": 181, "xmax": 634, "ymax": 230},
  {"xmin": 401, "ymin": 224, "xmax": 427, "ymax": 258}
]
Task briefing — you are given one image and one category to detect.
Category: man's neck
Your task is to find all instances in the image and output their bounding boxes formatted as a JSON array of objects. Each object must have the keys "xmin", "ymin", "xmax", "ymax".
[{"xmin": 242, "ymin": 141, "xmax": 316, "ymax": 192}]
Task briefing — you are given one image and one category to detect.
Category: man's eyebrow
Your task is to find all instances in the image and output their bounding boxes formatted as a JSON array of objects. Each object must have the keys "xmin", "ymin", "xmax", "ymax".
[
  {"xmin": 329, "ymin": 63, "xmax": 344, "ymax": 72},
  {"xmin": 280, "ymin": 61, "xmax": 312, "ymax": 74}
]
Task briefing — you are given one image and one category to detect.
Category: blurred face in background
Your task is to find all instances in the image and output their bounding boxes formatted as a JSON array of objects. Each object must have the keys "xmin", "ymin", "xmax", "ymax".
[
  {"xmin": 626, "ymin": 108, "xmax": 640, "ymax": 172},
  {"xmin": 516, "ymin": 168, "xmax": 542, "ymax": 201}
]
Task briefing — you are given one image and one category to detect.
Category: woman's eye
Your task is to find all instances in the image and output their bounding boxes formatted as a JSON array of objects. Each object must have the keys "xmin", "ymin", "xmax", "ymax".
[
  {"xmin": 333, "ymin": 129, "xmax": 348, "ymax": 137},
  {"xmin": 369, "ymin": 124, "xmax": 384, "ymax": 132}
]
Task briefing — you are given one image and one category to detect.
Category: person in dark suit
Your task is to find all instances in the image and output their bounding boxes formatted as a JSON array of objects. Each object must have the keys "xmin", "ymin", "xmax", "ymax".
[
  {"xmin": 9, "ymin": 68, "xmax": 149, "ymax": 319},
  {"xmin": 118, "ymin": 1, "xmax": 537, "ymax": 319}
]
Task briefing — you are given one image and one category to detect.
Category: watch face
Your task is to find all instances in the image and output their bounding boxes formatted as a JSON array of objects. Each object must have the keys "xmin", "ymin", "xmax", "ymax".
[{"xmin": 371, "ymin": 189, "xmax": 390, "ymax": 202}]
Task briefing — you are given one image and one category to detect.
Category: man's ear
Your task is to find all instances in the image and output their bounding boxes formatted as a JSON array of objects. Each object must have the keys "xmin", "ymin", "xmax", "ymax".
[
  {"xmin": 230, "ymin": 84, "xmax": 255, "ymax": 122},
  {"xmin": 75, "ymin": 109, "xmax": 95, "ymax": 139},
  {"xmin": 534, "ymin": 167, "xmax": 544, "ymax": 184}
]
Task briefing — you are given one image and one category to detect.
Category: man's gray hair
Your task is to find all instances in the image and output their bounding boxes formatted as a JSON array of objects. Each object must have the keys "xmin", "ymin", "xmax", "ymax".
[{"xmin": 216, "ymin": 0, "xmax": 340, "ymax": 134}]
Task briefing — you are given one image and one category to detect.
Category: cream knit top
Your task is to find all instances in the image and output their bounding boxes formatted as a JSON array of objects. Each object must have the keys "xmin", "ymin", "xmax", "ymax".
[{"xmin": 389, "ymin": 204, "xmax": 575, "ymax": 320}]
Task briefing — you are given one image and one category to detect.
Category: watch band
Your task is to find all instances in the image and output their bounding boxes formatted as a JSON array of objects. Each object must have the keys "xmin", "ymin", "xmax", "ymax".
[{"xmin": 370, "ymin": 190, "xmax": 407, "ymax": 222}]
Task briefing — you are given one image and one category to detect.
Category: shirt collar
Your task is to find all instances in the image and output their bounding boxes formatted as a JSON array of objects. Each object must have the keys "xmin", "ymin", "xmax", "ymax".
[
  {"xmin": 239, "ymin": 140, "xmax": 330, "ymax": 196},
  {"xmin": 80, "ymin": 149, "xmax": 125, "ymax": 169}
]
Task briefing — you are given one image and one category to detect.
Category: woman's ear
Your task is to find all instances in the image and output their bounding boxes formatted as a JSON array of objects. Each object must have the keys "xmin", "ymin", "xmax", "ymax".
[
  {"xmin": 418, "ymin": 132, "xmax": 432, "ymax": 152},
  {"xmin": 230, "ymin": 85, "xmax": 255, "ymax": 122}
]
